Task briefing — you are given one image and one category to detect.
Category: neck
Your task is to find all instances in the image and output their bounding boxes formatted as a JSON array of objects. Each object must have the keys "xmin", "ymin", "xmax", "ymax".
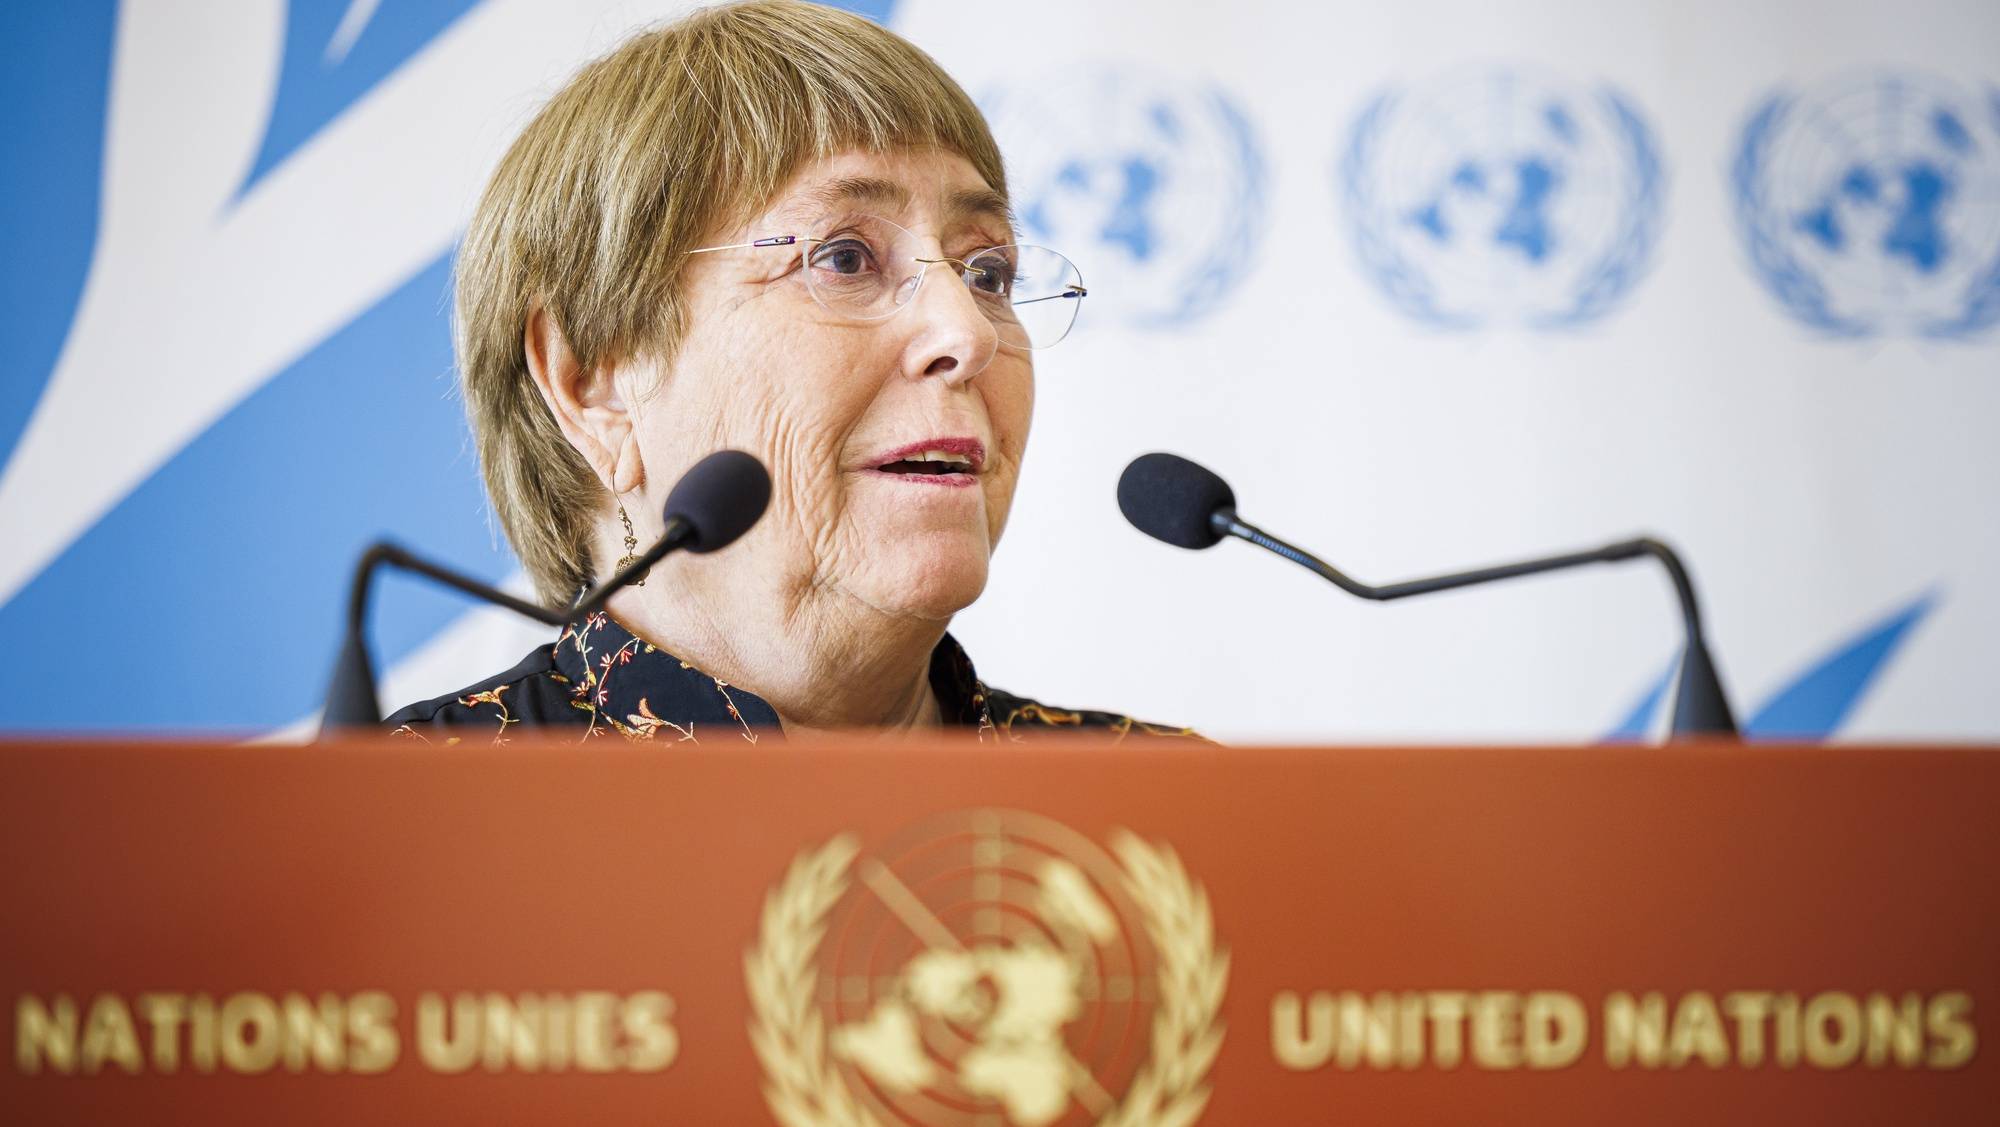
[{"xmin": 602, "ymin": 561, "xmax": 949, "ymax": 734}]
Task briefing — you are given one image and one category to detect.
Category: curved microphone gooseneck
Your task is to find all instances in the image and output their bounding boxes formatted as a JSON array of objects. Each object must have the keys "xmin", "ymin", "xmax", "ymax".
[
  {"xmin": 319, "ymin": 450, "xmax": 772, "ymax": 734},
  {"xmin": 1116, "ymin": 451, "xmax": 1737, "ymax": 738}
]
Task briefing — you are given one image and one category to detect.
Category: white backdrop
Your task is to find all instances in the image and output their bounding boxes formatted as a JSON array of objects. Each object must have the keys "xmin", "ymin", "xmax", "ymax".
[{"xmin": 1, "ymin": 0, "xmax": 1994, "ymax": 743}]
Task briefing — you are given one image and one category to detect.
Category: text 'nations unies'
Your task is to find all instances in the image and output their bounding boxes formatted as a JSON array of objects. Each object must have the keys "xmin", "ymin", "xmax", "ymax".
[{"xmin": 13, "ymin": 991, "xmax": 677, "ymax": 1076}]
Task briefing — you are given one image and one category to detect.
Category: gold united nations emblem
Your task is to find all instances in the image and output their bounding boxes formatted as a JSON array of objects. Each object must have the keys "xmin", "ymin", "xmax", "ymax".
[{"xmin": 745, "ymin": 809, "xmax": 1228, "ymax": 1127}]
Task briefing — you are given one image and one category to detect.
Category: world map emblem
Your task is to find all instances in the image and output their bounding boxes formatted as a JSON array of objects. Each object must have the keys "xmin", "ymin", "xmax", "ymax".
[
  {"xmin": 1731, "ymin": 72, "xmax": 2000, "ymax": 339},
  {"xmin": 745, "ymin": 809, "xmax": 1228, "ymax": 1126},
  {"xmin": 1338, "ymin": 67, "xmax": 1665, "ymax": 330},
  {"xmin": 982, "ymin": 66, "xmax": 1266, "ymax": 328}
]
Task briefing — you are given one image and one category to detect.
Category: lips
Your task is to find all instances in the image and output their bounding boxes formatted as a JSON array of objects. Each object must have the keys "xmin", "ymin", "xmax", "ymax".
[
  {"xmin": 862, "ymin": 437, "xmax": 986, "ymax": 489},
  {"xmin": 869, "ymin": 437, "xmax": 985, "ymax": 477}
]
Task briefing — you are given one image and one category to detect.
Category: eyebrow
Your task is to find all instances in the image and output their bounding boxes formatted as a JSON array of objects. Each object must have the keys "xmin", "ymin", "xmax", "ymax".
[
  {"xmin": 946, "ymin": 186, "xmax": 1017, "ymax": 231},
  {"xmin": 791, "ymin": 176, "xmax": 911, "ymax": 219},
  {"xmin": 781, "ymin": 176, "xmax": 1016, "ymax": 232}
]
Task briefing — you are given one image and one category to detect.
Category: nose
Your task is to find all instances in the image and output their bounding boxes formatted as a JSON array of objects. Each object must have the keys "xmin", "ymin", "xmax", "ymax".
[{"xmin": 902, "ymin": 255, "xmax": 999, "ymax": 387}]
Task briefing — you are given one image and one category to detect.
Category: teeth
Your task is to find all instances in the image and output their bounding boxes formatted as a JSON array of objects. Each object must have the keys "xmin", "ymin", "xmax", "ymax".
[{"xmin": 915, "ymin": 450, "xmax": 971, "ymax": 465}]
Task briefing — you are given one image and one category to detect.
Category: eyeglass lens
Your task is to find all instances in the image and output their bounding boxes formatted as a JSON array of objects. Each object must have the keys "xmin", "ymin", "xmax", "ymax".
[{"xmin": 800, "ymin": 215, "xmax": 1084, "ymax": 349}]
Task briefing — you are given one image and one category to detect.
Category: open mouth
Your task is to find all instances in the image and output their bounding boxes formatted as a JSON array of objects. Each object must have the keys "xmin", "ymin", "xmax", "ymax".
[
  {"xmin": 868, "ymin": 438, "xmax": 985, "ymax": 485},
  {"xmin": 878, "ymin": 450, "xmax": 977, "ymax": 477}
]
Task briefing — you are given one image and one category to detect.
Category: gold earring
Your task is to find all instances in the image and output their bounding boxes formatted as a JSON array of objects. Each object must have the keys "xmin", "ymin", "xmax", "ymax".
[{"xmin": 616, "ymin": 502, "xmax": 645, "ymax": 586}]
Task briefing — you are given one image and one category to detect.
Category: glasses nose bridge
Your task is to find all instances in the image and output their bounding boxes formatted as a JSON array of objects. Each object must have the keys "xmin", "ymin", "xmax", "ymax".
[
  {"xmin": 911, "ymin": 254, "xmax": 971, "ymax": 274},
  {"xmin": 895, "ymin": 245, "xmax": 973, "ymax": 308}
]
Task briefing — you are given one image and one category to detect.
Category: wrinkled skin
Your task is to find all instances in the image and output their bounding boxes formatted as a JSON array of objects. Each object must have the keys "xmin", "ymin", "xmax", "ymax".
[{"xmin": 526, "ymin": 147, "xmax": 1033, "ymax": 734}]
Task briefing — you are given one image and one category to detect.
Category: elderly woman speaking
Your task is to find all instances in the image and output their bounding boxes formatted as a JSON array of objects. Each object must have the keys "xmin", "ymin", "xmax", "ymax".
[{"xmin": 388, "ymin": 1, "xmax": 1188, "ymax": 742}]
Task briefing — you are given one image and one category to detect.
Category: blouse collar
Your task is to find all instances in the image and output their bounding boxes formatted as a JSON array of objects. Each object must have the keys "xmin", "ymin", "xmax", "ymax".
[{"xmin": 550, "ymin": 611, "xmax": 993, "ymax": 741}]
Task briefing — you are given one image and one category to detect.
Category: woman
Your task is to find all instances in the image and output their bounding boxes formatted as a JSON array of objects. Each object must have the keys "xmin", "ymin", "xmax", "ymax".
[{"xmin": 388, "ymin": 0, "xmax": 1190, "ymax": 742}]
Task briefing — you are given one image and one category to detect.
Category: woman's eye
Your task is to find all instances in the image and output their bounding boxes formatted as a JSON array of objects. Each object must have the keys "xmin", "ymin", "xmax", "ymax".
[
  {"xmin": 810, "ymin": 238, "xmax": 875, "ymax": 276},
  {"xmin": 967, "ymin": 257, "xmax": 1015, "ymax": 296}
]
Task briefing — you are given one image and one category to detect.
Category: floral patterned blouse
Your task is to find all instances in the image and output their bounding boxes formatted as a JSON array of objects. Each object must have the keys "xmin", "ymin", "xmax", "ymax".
[{"xmin": 385, "ymin": 611, "xmax": 1198, "ymax": 744}]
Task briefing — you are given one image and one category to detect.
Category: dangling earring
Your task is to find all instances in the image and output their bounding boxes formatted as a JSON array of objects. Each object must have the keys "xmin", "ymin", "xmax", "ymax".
[{"xmin": 616, "ymin": 502, "xmax": 645, "ymax": 586}]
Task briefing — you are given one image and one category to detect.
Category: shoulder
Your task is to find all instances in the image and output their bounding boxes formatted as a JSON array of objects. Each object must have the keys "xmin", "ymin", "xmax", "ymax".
[
  {"xmin": 382, "ymin": 643, "xmax": 583, "ymax": 739},
  {"xmin": 980, "ymin": 684, "xmax": 1208, "ymax": 742},
  {"xmin": 935, "ymin": 633, "xmax": 1205, "ymax": 742}
]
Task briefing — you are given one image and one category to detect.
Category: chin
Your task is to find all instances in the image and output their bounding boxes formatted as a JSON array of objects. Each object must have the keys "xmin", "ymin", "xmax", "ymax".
[{"xmin": 864, "ymin": 533, "xmax": 990, "ymax": 621}]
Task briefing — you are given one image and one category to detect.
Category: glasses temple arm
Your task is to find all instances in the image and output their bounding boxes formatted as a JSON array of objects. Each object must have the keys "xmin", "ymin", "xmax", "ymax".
[
  {"xmin": 686, "ymin": 235, "xmax": 805, "ymax": 255},
  {"xmin": 1012, "ymin": 286, "xmax": 1088, "ymax": 306}
]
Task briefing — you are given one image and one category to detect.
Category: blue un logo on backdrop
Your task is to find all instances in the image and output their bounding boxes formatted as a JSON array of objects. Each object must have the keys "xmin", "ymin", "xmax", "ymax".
[
  {"xmin": 1732, "ymin": 72, "xmax": 2000, "ymax": 340},
  {"xmin": 1338, "ymin": 67, "xmax": 1665, "ymax": 331},
  {"xmin": 982, "ymin": 66, "xmax": 1265, "ymax": 329}
]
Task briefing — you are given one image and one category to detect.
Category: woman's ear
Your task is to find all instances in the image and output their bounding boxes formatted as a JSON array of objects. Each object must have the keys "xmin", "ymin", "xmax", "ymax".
[{"xmin": 523, "ymin": 303, "xmax": 643, "ymax": 494}]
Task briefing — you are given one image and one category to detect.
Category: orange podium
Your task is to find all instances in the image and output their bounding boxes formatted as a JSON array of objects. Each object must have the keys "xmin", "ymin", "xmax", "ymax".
[{"xmin": 2, "ymin": 737, "xmax": 1995, "ymax": 1124}]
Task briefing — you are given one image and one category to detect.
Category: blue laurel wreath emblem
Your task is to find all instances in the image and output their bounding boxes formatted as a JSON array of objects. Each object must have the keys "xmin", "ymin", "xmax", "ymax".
[
  {"xmin": 1731, "ymin": 96, "xmax": 1867, "ymax": 338},
  {"xmin": 1730, "ymin": 73, "xmax": 2000, "ymax": 341},
  {"xmin": 1337, "ymin": 68, "xmax": 1666, "ymax": 331},
  {"xmin": 983, "ymin": 66, "xmax": 1266, "ymax": 329}
]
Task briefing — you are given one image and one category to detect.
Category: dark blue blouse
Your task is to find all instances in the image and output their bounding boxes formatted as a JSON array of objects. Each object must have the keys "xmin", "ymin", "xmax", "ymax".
[{"xmin": 386, "ymin": 611, "xmax": 1195, "ymax": 744}]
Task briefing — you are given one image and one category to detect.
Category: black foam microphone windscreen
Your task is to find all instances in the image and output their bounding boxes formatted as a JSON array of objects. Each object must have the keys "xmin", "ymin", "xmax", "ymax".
[
  {"xmin": 1117, "ymin": 452, "xmax": 1235, "ymax": 550},
  {"xmin": 664, "ymin": 449, "xmax": 772, "ymax": 553}
]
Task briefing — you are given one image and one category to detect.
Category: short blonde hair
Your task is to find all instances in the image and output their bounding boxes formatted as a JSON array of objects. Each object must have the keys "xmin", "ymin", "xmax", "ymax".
[{"xmin": 456, "ymin": 0, "xmax": 1007, "ymax": 603}]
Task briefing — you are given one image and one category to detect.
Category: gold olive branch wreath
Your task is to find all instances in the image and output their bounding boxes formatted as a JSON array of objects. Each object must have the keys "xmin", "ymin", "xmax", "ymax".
[{"xmin": 744, "ymin": 829, "xmax": 1228, "ymax": 1127}]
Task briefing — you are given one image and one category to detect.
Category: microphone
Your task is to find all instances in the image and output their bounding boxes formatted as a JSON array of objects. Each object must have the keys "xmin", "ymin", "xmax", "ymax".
[
  {"xmin": 319, "ymin": 450, "xmax": 771, "ymax": 734},
  {"xmin": 1116, "ymin": 450, "xmax": 1235, "ymax": 549},
  {"xmin": 570, "ymin": 448, "xmax": 772, "ymax": 608},
  {"xmin": 1117, "ymin": 452, "xmax": 1737, "ymax": 738}
]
